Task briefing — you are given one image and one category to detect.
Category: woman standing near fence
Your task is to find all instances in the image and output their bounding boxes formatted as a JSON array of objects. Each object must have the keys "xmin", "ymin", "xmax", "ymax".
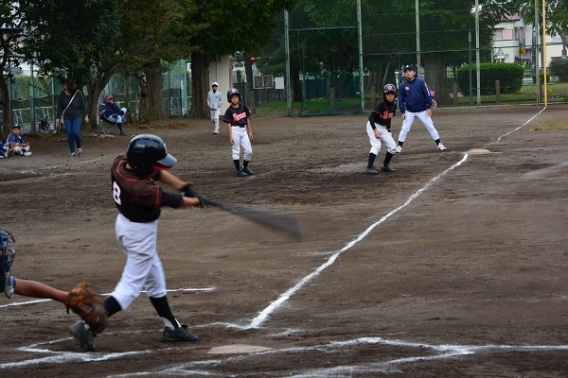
[{"xmin": 55, "ymin": 78, "xmax": 89, "ymax": 157}]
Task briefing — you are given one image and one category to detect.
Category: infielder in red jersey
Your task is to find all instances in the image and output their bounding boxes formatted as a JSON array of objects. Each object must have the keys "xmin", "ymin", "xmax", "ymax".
[
  {"xmin": 222, "ymin": 87, "xmax": 255, "ymax": 177},
  {"xmin": 365, "ymin": 83, "xmax": 400, "ymax": 175},
  {"xmin": 69, "ymin": 134, "xmax": 208, "ymax": 352}
]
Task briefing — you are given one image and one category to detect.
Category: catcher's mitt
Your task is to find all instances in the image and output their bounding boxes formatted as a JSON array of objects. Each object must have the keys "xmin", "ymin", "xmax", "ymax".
[{"xmin": 65, "ymin": 282, "xmax": 108, "ymax": 334}]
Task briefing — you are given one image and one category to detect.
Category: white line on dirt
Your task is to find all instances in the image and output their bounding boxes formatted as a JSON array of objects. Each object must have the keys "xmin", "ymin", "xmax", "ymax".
[
  {"xmin": 3, "ymin": 108, "xmax": 551, "ymax": 375},
  {"xmin": 493, "ymin": 106, "xmax": 546, "ymax": 144},
  {"xmin": 241, "ymin": 106, "xmax": 548, "ymax": 330},
  {"xmin": 241, "ymin": 153, "xmax": 470, "ymax": 330}
]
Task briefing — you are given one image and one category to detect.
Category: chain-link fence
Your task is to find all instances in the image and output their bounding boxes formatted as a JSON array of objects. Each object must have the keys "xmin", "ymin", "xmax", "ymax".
[
  {"xmin": 3, "ymin": 1, "xmax": 566, "ymax": 128},
  {"xmin": 250, "ymin": 0, "xmax": 567, "ymax": 116},
  {"xmin": 1, "ymin": 62, "xmax": 190, "ymax": 134}
]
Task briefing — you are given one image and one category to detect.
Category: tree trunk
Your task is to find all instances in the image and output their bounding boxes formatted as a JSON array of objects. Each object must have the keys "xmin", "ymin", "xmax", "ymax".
[
  {"xmin": 135, "ymin": 72, "xmax": 149, "ymax": 123},
  {"xmin": 244, "ymin": 54, "xmax": 255, "ymax": 113},
  {"xmin": 189, "ymin": 52, "xmax": 210, "ymax": 119},
  {"xmin": 425, "ymin": 54, "xmax": 450, "ymax": 105},
  {"xmin": 146, "ymin": 59, "xmax": 167, "ymax": 121},
  {"xmin": 124, "ymin": 74, "xmax": 131, "ymax": 123},
  {"xmin": 0, "ymin": 73, "xmax": 12, "ymax": 139}
]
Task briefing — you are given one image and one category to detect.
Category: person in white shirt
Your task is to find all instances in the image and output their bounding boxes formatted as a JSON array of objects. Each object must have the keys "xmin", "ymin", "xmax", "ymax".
[{"xmin": 207, "ymin": 82, "xmax": 224, "ymax": 134}]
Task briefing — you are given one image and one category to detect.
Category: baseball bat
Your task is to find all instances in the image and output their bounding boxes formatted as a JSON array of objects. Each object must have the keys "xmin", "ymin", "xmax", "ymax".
[{"xmin": 206, "ymin": 200, "xmax": 302, "ymax": 237}]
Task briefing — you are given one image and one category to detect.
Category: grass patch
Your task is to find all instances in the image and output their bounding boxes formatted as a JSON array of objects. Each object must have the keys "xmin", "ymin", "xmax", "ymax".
[{"xmin": 529, "ymin": 119, "xmax": 568, "ymax": 132}]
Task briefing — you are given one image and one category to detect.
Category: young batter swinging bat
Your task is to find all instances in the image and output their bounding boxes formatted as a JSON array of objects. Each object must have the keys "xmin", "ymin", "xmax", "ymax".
[{"xmin": 206, "ymin": 200, "xmax": 302, "ymax": 237}]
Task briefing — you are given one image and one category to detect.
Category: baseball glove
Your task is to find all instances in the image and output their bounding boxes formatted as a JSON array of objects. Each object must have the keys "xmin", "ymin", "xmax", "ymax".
[{"xmin": 65, "ymin": 282, "xmax": 108, "ymax": 334}]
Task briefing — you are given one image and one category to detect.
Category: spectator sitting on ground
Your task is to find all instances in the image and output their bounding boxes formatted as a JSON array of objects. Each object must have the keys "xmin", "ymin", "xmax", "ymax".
[
  {"xmin": 99, "ymin": 94, "xmax": 127, "ymax": 136},
  {"xmin": 0, "ymin": 142, "xmax": 8, "ymax": 159},
  {"xmin": 5, "ymin": 124, "xmax": 32, "ymax": 157}
]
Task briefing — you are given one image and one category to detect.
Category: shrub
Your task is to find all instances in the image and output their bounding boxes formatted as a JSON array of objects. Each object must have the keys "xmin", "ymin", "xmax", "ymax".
[
  {"xmin": 548, "ymin": 58, "xmax": 568, "ymax": 82},
  {"xmin": 456, "ymin": 63, "xmax": 524, "ymax": 95}
]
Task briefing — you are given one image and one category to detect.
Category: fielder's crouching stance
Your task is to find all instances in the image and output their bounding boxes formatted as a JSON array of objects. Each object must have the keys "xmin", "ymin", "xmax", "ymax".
[
  {"xmin": 1, "ymin": 227, "xmax": 108, "ymax": 344},
  {"xmin": 70, "ymin": 134, "xmax": 208, "ymax": 352}
]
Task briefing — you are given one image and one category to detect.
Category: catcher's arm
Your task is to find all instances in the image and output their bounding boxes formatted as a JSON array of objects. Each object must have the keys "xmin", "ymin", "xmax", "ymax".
[{"xmin": 65, "ymin": 282, "xmax": 108, "ymax": 334}]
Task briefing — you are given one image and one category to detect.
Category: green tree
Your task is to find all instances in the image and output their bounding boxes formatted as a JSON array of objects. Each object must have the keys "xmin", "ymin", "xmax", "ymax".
[
  {"xmin": 111, "ymin": 0, "xmax": 204, "ymax": 124},
  {"xmin": 186, "ymin": 0, "xmax": 299, "ymax": 119},
  {"xmin": 0, "ymin": 6, "xmax": 24, "ymax": 137},
  {"xmin": 255, "ymin": 0, "xmax": 519, "ymax": 106},
  {"xmin": 516, "ymin": 0, "xmax": 568, "ymax": 58},
  {"xmin": 2, "ymin": 0, "xmax": 123, "ymax": 134}
]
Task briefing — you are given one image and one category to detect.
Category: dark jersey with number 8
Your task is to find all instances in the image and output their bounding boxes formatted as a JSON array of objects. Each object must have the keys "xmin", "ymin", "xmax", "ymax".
[{"xmin": 111, "ymin": 154, "xmax": 162, "ymax": 223}]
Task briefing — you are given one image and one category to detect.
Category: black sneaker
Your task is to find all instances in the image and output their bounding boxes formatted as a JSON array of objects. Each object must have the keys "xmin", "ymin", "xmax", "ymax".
[
  {"xmin": 381, "ymin": 164, "xmax": 396, "ymax": 172},
  {"xmin": 242, "ymin": 166, "xmax": 255, "ymax": 175},
  {"xmin": 236, "ymin": 169, "xmax": 248, "ymax": 177},
  {"xmin": 365, "ymin": 167, "xmax": 378, "ymax": 175},
  {"xmin": 162, "ymin": 324, "xmax": 200, "ymax": 342},
  {"xmin": 70, "ymin": 321, "xmax": 97, "ymax": 352}
]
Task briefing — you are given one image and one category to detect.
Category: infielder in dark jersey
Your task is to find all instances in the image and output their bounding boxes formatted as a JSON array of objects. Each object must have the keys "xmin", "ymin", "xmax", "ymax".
[
  {"xmin": 365, "ymin": 83, "xmax": 399, "ymax": 175},
  {"xmin": 70, "ymin": 134, "xmax": 207, "ymax": 352},
  {"xmin": 222, "ymin": 88, "xmax": 255, "ymax": 177}
]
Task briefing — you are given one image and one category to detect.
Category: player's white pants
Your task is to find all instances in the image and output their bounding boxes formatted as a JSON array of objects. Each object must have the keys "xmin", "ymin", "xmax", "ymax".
[
  {"xmin": 366, "ymin": 122, "xmax": 398, "ymax": 155},
  {"xmin": 111, "ymin": 214, "xmax": 167, "ymax": 310},
  {"xmin": 10, "ymin": 146, "xmax": 31, "ymax": 155},
  {"xmin": 231, "ymin": 125, "xmax": 252, "ymax": 161},
  {"xmin": 397, "ymin": 110, "xmax": 440, "ymax": 143},
  {"xmin": 210, "ymin": 109, "xmax": 220, "ymax": 132}
]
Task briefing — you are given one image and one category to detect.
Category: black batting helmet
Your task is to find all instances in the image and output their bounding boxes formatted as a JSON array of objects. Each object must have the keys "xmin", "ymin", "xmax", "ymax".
[
  {"xmin": 227, "ymin": 87, "xmax": 241, "ymax": 102},
  {"xmin": 126, "ymin": 134, "xmax": 177, "ymax": 176},
  {"xmin": 383, "ymin": 83, "xmax": 397, "ymax": 94}
]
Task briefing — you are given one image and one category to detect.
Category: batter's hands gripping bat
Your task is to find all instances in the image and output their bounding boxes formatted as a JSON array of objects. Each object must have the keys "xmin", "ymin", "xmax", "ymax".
[{"xmin": 206, "ymin": 200, "xmax": 302, "ymax": 237}]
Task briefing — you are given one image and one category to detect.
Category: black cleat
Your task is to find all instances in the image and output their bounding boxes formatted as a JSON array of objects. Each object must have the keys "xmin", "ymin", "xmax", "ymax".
[
  {"xmin": 381, "ymin": 164, "xmax": 396, "ymax": 172},
  {"xmin": 162, "ymin": 325, "xmax": 200, "ymax": 342},
  {"xmin": 242, "ymin": 166, "xmax": 255, "ymax": 175}
]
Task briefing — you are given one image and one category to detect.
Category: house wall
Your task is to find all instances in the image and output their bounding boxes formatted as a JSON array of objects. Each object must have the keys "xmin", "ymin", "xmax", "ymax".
[
  {"xmin": 208, "ymin": 56, "xmax": 233, "ymax": 115},
  {"xmin": 492, "ymin": 17, "xmax": 565, "ymax": 68}
]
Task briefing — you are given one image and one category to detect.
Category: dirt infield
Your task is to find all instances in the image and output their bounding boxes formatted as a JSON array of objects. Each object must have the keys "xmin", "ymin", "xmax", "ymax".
[{"xmin": 1, "ymin": 105, "xmax": 567, "ymax": 377}]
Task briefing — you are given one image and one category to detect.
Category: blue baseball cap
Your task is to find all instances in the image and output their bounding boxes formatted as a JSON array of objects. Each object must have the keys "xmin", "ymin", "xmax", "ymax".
[
  {"xmin": 11, "ymin": 124, "xmax": 20, "ymax": 129},
  {"xmin": 404, "ymin": 64, "xmax": 416, "ymax": 72}
]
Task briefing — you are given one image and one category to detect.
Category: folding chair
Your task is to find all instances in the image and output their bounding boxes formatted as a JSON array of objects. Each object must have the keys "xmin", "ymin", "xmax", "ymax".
[{"xmin": 98, "ymin": 102, "xmax": 126, "ymax": 136}]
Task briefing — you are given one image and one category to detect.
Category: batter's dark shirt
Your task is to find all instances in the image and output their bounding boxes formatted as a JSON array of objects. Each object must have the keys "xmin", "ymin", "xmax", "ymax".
[
  {"xmin": 368, "ymin": 99, "xmax": 396, "ymax": 129},
  {"xmin": 222, "ymin": 105, "xmax": 251, "ymax": 127},
  {"xmin": 111, "ymin": 154, "xmax": 182, "ymax": 223}
]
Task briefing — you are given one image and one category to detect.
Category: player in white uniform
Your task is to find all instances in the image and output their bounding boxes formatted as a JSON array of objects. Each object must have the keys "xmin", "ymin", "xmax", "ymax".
[
  {"xmin": 70, "ymin": 134, "xmax": 208, "ymax": 352},
  {"xmin": 365, "ymin": 84, "xmax": 399, "ymax": 174},
  {"xmin": 207, "ymin": 82, "xmax": 224, "ymax": 134},
  {"xmin": 222, "ymin": 88, "xmax": 255, "ymax": 177}
]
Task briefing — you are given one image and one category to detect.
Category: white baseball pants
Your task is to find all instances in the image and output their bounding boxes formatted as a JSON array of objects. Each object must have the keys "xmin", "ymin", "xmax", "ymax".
[
  {"xmin": 398, "ymin": 110, "xmax": 440, "ymax": 143},
  {"xmin": 366, "ymin": 122, "xmax": 398, "ymax": 155},
  {"xmin": 231, "ymin": 126, "xmax": 252, "ymax": 161},
  {"xmin": 111, "ymin": 214, "xmax": 167, "ymax": 310},
  {"xmin": 210, "ymin": 109, "xmax": 220, "ymax": 133}
]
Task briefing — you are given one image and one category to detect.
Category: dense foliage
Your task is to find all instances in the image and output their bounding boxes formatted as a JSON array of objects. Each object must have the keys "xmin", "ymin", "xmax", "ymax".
[{"xmin": 457, "ymin": 63, "xmax": 524, "ymax": 95}]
